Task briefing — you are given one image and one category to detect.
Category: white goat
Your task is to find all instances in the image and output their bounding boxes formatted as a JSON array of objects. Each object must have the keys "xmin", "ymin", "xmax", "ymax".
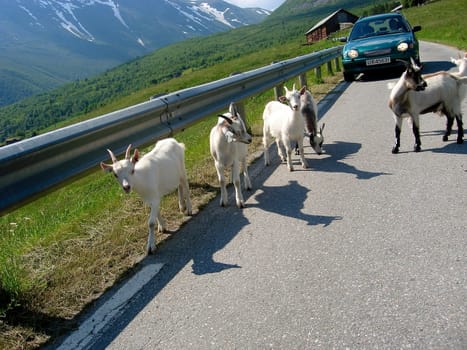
[
  {"xmin": 101, "ymin": 138, "xmax": 192, "ymax": 254},
  {"xmin": 388, "ymin": 58, "xmax": 467, "ymax": 153},
  {"xmin": 301, "ymin": 88, "xmax": 325, "ymax": 155},
  {"xmin": 210, "ymin": 102, "xmax": 252, "ymax": 208},
  {"xmin": 263, "ymin": 84, "xmax": 308, "ymax": 171}
]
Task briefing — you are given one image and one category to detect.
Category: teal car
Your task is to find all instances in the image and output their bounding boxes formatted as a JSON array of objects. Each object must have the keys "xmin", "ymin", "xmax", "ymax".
[{"xmin": 341, "ymin": 12, "xmax": 421, "ymax": 82}]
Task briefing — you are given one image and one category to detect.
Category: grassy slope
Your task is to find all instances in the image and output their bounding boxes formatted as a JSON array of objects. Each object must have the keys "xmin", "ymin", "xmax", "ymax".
[
  {"xmin": 0, "ymin": 0, "xmax": 465, "ymax": 348},
  {"xmin": 410, "ymin": 0, "xmax": 466, "ymax": 50}
]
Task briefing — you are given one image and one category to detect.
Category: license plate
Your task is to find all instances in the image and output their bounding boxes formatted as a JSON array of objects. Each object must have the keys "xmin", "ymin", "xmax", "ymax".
[{"xmin": 366, "ymin": 57, "xmax": 391, "ymax": 66}]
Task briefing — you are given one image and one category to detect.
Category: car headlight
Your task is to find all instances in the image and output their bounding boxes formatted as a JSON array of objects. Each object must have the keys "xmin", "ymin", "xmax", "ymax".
[
  {"xmin": 397, "ymin": 42, "xmax": 409, "ymax": 52},
  {"xmin": 347, "ymin": 49, "xmax": 359, "ymax": 59}
]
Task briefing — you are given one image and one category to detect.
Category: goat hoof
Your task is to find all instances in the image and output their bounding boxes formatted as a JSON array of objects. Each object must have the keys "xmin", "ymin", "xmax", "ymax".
[
  {"xmin": 392, "ymin": 147, "xmax": 399, "ymax": 154},
  {"xmin": 443, "ymin": 135, "xmax": 449, "ymax": 142},
  {"xmin": 457, "ymin": 138, "xmax": 463, "ymax": 144},
  {"xmin": 414, "ymin": 145, "xmax": 421, "ymax": 152}
]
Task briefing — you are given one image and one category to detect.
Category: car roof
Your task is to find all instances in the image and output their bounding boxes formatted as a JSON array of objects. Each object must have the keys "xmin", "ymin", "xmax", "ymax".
[{"xmin": 356, "ymin": 12, "xmax": 404, "ymax": 23}]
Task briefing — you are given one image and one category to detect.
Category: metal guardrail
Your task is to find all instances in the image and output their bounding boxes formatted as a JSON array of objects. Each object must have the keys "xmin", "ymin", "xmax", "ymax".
[{"xmin": 0, "ymin": 46, "xmax": 342, "ymax": 214}]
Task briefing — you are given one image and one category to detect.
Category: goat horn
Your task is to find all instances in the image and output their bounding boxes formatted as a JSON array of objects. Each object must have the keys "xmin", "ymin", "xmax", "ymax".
[
  {"xmin": 107, "ymin": 149, "xmax": 118, "ymax": 163},
  {"xmin": 125, "ymin": 144, "xmax": 132, "ymax": 160},
  {"xmin": 218, "ymin": 114, "xmax": 233, "ymax": 124}
]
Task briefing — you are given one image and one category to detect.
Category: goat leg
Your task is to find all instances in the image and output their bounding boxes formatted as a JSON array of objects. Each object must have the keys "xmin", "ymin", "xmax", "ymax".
[
  {"xmin": 455, "ymin": 114, "xmax": 464, "ymax": 144},
  {"xmin": 242, "ymin": 160, "xmax": 252, "ymax": 191},
  {"xmin": 232, "ymin": 161, "xmax": 245, "ymax": 208},
  {"xmin": 215, "ymin": 162, "xmax": 228, "ymax": 206},
  {"xmin": 284, "ymin": 142, "xmax": 294, "ymax": 171},
  {"xmin": 443, "ymin": 115, "xmax": 454, "ymax": 142},
  {"xmin": 412, "ymin": 123, "xmax": 421, "ymax": 152},
  {"xmin": 392, "ymin": 124, "xmax": 401, "ymax": 154},
  {"xmin": 297, "ymin": 139, "xmax": 308, "ymax": 169},
  {"xmin": 147, "ymin": 204, "xmax": 160, "ymax": 255}
]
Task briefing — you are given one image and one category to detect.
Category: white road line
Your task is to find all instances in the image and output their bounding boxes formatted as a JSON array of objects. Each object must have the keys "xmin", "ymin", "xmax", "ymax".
[{"xmin": 57, "ymin": 262, "xmax": 164, "ymax": 350}]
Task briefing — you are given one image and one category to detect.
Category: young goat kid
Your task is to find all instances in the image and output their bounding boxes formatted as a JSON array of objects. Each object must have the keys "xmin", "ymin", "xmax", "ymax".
[
  {"xmin": 263, "ymin": 84, "xmax": 308, "ymax": 171},
  {"xmin": 300, "ymin": 88, "xmax": 325, "ymax": 155},
  {"xmin": 388, "ymin": 58, "xmax": 467, "ymax": 153},
  {"xmin": 101, "ymin": 138, "xmax": 192, "ymax": 254},
  {"xmin": 210, "ymin": 102, "xmax": 252, "ymax": 208}
]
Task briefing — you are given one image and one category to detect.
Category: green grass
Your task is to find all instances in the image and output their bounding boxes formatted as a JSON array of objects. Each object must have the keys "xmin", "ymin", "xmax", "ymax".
[
  {"xmin": 403, "ymin": 0, "xmax": 467, "ymax": 50},
  {"xmin": 0, "ymin": 0, "xmax": 465, "ymax": 348}
]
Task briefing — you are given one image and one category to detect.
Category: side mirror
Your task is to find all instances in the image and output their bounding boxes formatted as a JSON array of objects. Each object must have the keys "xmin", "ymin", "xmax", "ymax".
[
  {"xmin": 338, "ymin": 36, "xmax": 348, "ymax": 43},
  {"xmin": 412, "ymin": 25, "xmax": 422, "ymax": 33}
]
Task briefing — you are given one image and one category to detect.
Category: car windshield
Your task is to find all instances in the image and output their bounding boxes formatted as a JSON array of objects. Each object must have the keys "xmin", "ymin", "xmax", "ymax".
[{"xmin": 349, "ymin": 17, "xmax": 410, "ymax": 40}]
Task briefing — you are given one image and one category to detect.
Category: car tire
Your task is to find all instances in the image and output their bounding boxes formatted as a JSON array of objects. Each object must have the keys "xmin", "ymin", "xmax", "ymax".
[{"xmin": 343, "ymin": 72, "xmax": 355, "ymax": 82}]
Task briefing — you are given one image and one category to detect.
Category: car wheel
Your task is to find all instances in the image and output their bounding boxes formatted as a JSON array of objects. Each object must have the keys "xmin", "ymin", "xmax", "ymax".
[{"xmin": 343, "ymin": 72, "xmax": 355, "ymax": 82}]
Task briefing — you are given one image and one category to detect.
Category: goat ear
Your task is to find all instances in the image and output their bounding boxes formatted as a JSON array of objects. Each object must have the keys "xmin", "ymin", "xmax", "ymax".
[
  {"xmin": 409, "ymin": 57, "xmax": 420, "ymax": 71},
  {"xmin": 300, "ymin": 86, "xmax": 307, "ymax": 95},
  {"xmin": 132, "ymin": 149, "xmax": 139, "ymax": 163},
  {"xmin": 279, "ymin": 96, "xmax": 287, "ymax": 103},
  {"xmin": 100, "ymin": 162, "xmax": 113, "ymax": 172}
]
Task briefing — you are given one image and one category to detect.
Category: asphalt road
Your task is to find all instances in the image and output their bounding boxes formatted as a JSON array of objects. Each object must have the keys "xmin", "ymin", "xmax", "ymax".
[{"xmin": 52, "ymin": 41, "xmax": 466, "ymax": 350}]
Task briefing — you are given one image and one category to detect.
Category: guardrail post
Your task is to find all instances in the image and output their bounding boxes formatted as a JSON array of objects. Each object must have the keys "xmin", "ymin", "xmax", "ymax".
[
  {"xmin": 315, "ymin": 66, "xmax": 323, "ymax": 83},
  {"xmin": 274, "ymin": 83, "xmax": 284, "ymax": 100},
  {"xmin": 327, "ymin": 61, "xmax": 333, "ymax": 75},
  {"xmin": 335, "ymin": 57, "xmax": 341, "ymax": 72},
  {"xmin": 299, "ymin": 73, "xmax": 307, "ymax": 88}
]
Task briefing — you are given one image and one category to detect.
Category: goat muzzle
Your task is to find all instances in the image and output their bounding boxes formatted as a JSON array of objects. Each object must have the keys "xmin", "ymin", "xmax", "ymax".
[{"xmin": 415, "ymin": 84, "xmax": 426, "ymax": 91}]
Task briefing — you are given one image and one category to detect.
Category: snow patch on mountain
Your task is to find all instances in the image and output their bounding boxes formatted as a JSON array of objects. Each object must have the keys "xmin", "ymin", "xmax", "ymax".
[
  {"xmin": 93, "ymin": 0, "xmax": 129, "ymax": 28},
  {"xmin": 18, "ymin": 5, "xmax": 41, "ymax": 25},
  {"xmin": 198, "ymin": 3, "xmax": 236, "ymax": 28}
]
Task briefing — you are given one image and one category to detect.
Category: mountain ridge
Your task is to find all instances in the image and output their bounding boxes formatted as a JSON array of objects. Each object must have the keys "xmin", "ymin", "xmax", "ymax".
[{"xmin": 0, "ymin": 0, "xmax": 269, "ymax": 106}]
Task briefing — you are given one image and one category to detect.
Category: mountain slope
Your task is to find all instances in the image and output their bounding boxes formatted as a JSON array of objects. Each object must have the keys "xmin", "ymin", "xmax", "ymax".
[
  {"xmin": 0, "ymin": 0, "xmax": 384, "ymax": 144},
  {"xmin": 0, "ymin": 0, "xmax": 269, "ymax": 106}
]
